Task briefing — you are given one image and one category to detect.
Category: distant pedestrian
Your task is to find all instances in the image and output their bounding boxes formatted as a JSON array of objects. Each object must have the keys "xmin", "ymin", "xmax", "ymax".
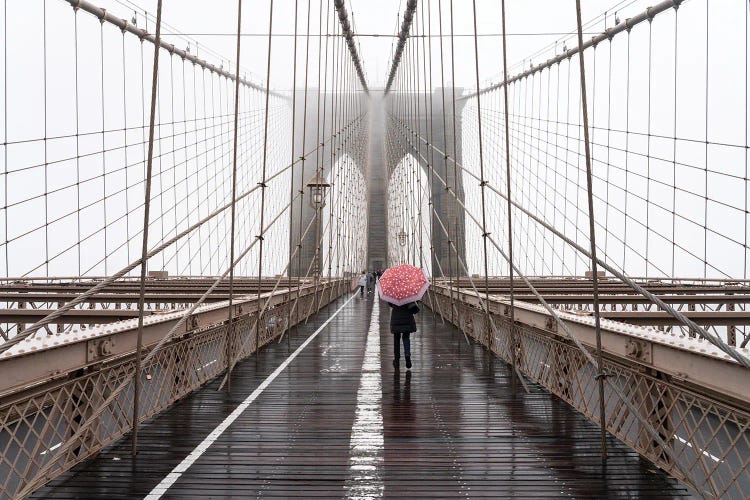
[
  {"xmin": 389, "ymin": 301, "xmax": 420, "ymax": 370},
  {"xmin": 367, "ymin": 271, "xmax": 375, "ymax": 294},
  {"xmin": 358, "ymin": 272, "xmax": 367, "ymax": 296}
]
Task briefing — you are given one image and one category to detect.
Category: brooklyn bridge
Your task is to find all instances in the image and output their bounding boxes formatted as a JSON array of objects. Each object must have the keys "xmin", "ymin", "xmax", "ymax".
[{"xmin": 1, "ymin": 0, "xmax": 749, "ymax": 497}]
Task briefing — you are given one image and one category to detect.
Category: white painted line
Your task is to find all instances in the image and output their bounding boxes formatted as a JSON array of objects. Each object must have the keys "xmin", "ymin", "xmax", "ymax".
[
  {"xmin": 145, "ymin": 293, "xmax": 357, "ymax": 500},
  {"xmin": 40, "ymin": 442, "xmax": 62, "ymax": 456},
  {"xmin": 345, "ymin": 298, "xmax": 384, "ymax": 498},
  {"xmin": 674, "ymin": 434, "xmax": 724, "ymax": 463}
]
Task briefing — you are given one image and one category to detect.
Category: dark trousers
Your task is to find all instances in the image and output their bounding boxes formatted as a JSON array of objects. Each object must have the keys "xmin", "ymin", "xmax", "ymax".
[
  {"xmin": 393, "ymin": 332, "xmax": 411, "ymax": 359},
  {"xmin": 359, "ymin": 285, "xmax": 364, "ymax": 295}
]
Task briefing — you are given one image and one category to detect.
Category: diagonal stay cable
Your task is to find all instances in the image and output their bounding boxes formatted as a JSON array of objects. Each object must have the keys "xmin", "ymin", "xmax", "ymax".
[
  {"xmin": 13, "ymin": 183, "xmax": 316, "ymax": 498},
  {"xmin": 66, "ymin": 0, "xmax": 286, "ymax": 99},
  {"xmin": 219, "ymin": 191, "xmax": 314, "ymax": 389},
  {"xmin": 0, "ymin": 115, "xmax": 367, "ymax": 355},
  {"xmin": 219, "ymin": 174, "xmax": 357, "ymax": 388},
  {"xmin": 390, "ymin": 114, "xmax": 750, "ymax": 369},
  {"xmin": 334, "ymin": 0, "xmax": 368, "ymax": 93},
  {"xmin": 384, "ymin": 0, "xmax": 418, "ymax": 94},
  {"xmin": 239, "ymin": 74, "xmax": 370, "ymax": 351},
  {"xmin": 387, "ymin": 115, "xmax": 699, "ymax": 486},
  {"xmin": 461, "ymin": 0, "xmax": 684, "ymax": 100}
]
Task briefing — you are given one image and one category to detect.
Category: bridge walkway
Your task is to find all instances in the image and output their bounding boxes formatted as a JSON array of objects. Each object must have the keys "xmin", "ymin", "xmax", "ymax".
[{"xmin": 35, "ymin": 293, "xmax": 688, "ymax": 498}]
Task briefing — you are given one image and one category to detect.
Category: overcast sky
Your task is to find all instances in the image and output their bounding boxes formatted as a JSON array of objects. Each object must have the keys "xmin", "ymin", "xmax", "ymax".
[{"xmin": 1, "ymin": 0, "xmax": 748, "ymax": 282}]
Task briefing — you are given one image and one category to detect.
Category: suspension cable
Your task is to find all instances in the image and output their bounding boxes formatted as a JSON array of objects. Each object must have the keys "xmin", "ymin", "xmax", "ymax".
[
  {"xmin": 384, "ymin": 0, "xmax": 418, "ymax": 94},
  {"xmin": 334, "ymin": 0, "xmax": 368, "ymax": 93},
  {"xmin": 391, "ymin": 115, "xmax": 750, "ymax": 368}
]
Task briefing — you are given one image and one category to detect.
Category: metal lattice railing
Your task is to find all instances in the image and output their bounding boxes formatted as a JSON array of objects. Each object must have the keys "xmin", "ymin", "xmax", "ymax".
[
  {"xmin": 426, "ymin": 288, "xmax": 750, "ymax": 498},
  {"xmin": 0, "ymin": 281, "xmax": 345, "ymax": 499}
]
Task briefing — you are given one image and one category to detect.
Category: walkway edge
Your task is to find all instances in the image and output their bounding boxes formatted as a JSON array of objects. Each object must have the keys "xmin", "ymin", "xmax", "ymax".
[{"xmin": 145, "ymin": 293, "xmax": 357, "ymax": 499}]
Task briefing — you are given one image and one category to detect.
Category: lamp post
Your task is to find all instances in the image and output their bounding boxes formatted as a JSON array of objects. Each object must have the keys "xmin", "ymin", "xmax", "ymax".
[
  {"xmin": 308, "ymin": 173, "xmax": 330, "ymax": 211},
  {"xmin": 307, "ymin": 174, "xmax": 329, "ymax": 310},
  {"xmin": 398, "ymin": 228, "xmax": 408, "ymax": 264},
  {"xmin": 398, "ymin": 228, "xmax": 407, "ymax": 246}
]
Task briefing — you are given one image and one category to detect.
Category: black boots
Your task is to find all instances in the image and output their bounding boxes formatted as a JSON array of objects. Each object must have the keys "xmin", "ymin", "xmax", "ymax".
[{"xmin": 394, "ymin": 357, "xmax": 412, "ymax": 369}]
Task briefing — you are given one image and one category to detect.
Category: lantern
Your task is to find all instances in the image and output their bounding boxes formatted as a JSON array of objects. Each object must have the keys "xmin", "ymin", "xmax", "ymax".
[
  {"xmin": 398, "ymin": 229, "xmax": 408, "ymax": 247},
  {"xmin": 306, "ymin": 173, "xmax": 330, "ymax": 208}
]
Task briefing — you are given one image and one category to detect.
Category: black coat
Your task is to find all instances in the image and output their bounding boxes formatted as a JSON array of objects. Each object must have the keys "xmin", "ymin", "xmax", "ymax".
[{"xmin": 389, "ymin": 302, "xmax": 420, "ymax": 333}]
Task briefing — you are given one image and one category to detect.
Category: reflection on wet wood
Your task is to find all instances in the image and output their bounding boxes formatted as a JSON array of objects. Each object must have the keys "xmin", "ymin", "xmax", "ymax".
[{"xmin": 35, "ymin": 294, "xmax": 688, "ymax": 498}]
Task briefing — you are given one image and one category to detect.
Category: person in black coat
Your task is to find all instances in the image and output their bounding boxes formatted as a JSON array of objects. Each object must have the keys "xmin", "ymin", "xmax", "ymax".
[{"xmin": 389, "ymin": 301, "xmax": 420, "ymax": 369}]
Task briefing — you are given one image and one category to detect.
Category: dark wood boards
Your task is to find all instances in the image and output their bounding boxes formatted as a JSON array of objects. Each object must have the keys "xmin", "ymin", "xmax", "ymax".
[{"xmin": 34, "ymin": 293, "xmax": 688, "ymax": 498}]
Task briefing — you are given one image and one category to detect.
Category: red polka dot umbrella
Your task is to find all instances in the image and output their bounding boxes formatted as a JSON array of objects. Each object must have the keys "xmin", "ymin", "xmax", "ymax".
[{"xmin": 376, "ymin": 264, "xmax": 429, "ymax": 306}]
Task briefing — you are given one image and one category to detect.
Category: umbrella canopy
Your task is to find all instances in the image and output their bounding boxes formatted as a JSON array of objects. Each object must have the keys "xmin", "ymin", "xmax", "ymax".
[{"xmin": 377, "ymin": 264, "xmax": 429, "ymax": 306}]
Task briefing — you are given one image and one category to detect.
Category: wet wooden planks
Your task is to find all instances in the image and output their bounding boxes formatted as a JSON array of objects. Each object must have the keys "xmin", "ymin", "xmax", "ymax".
[
  {"xmin": 35, "ymin": 293, "xmax": 689, "ymax": 498},
  {"xmin": 381, "ymin": 309, "xmax": 688, "ymax": 498}
]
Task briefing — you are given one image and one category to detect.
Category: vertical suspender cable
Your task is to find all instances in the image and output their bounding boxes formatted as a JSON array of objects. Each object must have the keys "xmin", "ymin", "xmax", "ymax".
[
  {"xmin": 100, "ymin": 19, "xmax": 108, "ymax": 275},
  {"xmin": 421, "ymin": 2, "xmax": 427, "ymax": 270},
  {"xmin": 122, "ymin": 32, "xmax": 131, "ymax": 266},
  {"xmin": 385, "ymin": 0, "xmax": 418, "ymax": 95},
  {"xmin": 470, "ymin": 0, "xmax": 491, "ymax": 340},
  {"xmin": 425, "ymin": 0, "xmax": 443, "ymax": 321},
  {"xmin": 337, "ymin": 20, "xmax": 346, "ymax": 292},
  {"xmin": 425, "ymin": 0, "xmax": 436, "ymax": 313},
  {"xmin": 336, "ymin": 40, "xmax": 346, "ymax": 287},
  {"xmin": 286, "ymin": 0, "xmax": 300, "ymax": 342},
  {"xmin": 704, "ymin": 1, "xmax": 709, "ymax": 279},
  {"xmin": 573, "ymin": 0, "xmax": 608, "ymax": 460},
  {"xmin": 499, "ymin": 0, "xmax": 518, "ymax": 386},
  {"xmin": 437, "ymin": 0, "xmax": 455, "ymax": 323},
  {"xmin": 296, "ymin": 0, "xmax": 312, "ymax": 327},
  {"xmin": 411, "ymin": 4, "xmax": 420, "ymax": 268},
  {"xmin": 312, "ymin": 0, "xmax": 330, "ymax": 313},
  {"xmin": 256, "ymin": 0, "xmax": 275, "ymax": 348},
  {"xmin": 308, "ymin": 0, "xmax": 323, "ymax": 315},
  {"xmin": 328, "ymin": 16, "xmax": 341, "ymax": 294},
  {"xmin": 326, "ymin": 15, "xmax": 338, "ymax": 301},
  {"xmin": 412, "ymin": 19, "xmax": 420, "ymax": 267},
  {"xmin": 225, "ymin": 0, "xmax": 244, "ymax": 392},
  {"xmin": 671, "ymin": 8, "xmax": 678, "ymax": 278},
  {"xmin": 645, "ymin": 20, "xmax": 652, "ymax": 277},
  {"xmin": 449, "ymin": 0, "xmax": 460, "ymax": 324},
  {"xmin": 132, "ymin": 0, "xmax": 163, "ymax": 457},
  {"xmin": 43, "ymin": 2, "xmax": 49, "ymax": 278},
  {"xmin": 744, "ymin": 0, "xmax": 748, "ymax": 346},
  {"xmin": 169, "ymin": 57, "xmax": 178, "ymax": 273},
  {"xmin": 414, "ymin": 22, "xmax": 422, "ymax": 265},
  {"xmin": 3, "ymin": 0, "xmax": 7, "ymax": 278},
  {"xmin": 181, "ymin": 56, "xmax": 191, "ymax": 273},
  {"xmin": 622, "ymin": 32, "xmax": 630, "ymax": 273},
  {"xmin": 745, "ymin": 0, "xmax": 749, "ymax": 285}
]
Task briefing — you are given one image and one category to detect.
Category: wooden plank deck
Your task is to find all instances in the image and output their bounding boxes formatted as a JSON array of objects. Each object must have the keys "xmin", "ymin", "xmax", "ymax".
[{"xmin": 35, "ymin": 293, "xmax": 689, "ymax": 498}]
